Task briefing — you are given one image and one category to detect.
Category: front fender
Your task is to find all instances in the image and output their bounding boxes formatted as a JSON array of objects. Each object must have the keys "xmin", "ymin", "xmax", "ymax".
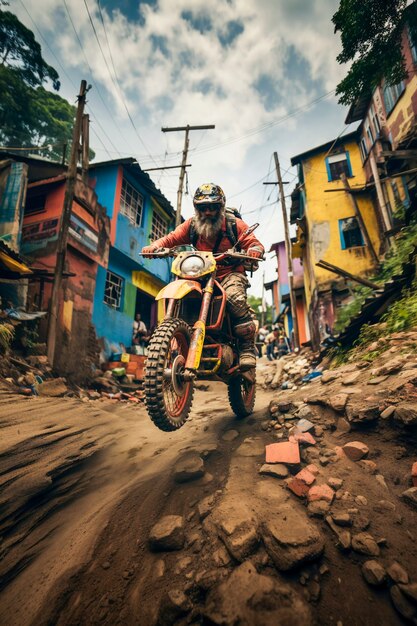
[{"xmin": 155, "ymin": 279, "xmax": 202, "ymax": 301}]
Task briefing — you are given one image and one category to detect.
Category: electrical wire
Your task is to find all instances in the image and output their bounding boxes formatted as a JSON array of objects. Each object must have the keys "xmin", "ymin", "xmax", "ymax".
[
  {"xmin": 19, "ymin": 0, "xmax": 120, "ymax": 159},
  {"xmin": 85, "ymin": 0, "xmax": 159, "ymax": 165},
  {"xmin": 61, "ymin": 0, "xmax": 125, "ymax": 156}
]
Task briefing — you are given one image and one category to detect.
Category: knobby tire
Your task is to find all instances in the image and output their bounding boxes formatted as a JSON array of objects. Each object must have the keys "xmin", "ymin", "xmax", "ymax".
[{"xmin": 144, "ymin": 318, "xmax": 194, "ymax": 432}]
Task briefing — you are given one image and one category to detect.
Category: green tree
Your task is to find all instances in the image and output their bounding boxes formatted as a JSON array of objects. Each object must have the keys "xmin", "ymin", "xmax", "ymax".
[
  {"xmin": 0, "ymin": 9, "xmax": 76, "ymax": 161},
  {"xmin": 248, "ymin": 294, "xmax": 272, "ymax": 325},
  {"xmin": 332, "ymin": 0, "xmax": 417, "ymax": 105}
]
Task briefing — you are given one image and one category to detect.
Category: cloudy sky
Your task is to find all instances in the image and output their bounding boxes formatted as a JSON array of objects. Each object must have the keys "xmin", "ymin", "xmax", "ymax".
[{"xmin": 13, "ymin": 0, "xmax": 353, "ymax": 296}]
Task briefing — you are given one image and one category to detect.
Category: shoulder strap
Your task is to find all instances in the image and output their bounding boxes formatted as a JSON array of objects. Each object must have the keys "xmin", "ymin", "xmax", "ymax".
[
  {"xmin": 189, "ymin": 218, "xmax": 198, "ymax": 247},
  {"xmin": 225, "ymin": 214, "xmax": 240, "ymax": 250}
]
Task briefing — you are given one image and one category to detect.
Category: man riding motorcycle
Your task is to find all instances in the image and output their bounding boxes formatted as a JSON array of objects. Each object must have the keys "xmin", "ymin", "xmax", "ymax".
[{"xmin": 141, "ymin": 183, "xmax": 264, "ymax": 370}]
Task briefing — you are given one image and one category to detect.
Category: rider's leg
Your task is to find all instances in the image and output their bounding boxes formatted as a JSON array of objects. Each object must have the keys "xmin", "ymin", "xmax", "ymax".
[{"xmin": 220, "ymin": 272, "xmax": 257, "ymax": 370}]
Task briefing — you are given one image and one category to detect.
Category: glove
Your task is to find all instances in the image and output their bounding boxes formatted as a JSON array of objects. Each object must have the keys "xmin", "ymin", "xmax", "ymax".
[
  {"xmin": 142, "ymin": 245, "xmax": 159, "ymax": 254},
  {"xmin": 247, "ymin": 247, "xmax": 263, "ymax": 259}
]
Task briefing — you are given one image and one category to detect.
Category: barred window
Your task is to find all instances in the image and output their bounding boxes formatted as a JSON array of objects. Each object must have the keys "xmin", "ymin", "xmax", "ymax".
[
  {"xmin": 150, "ymin": 211, "xmax": 168, "ymax": 242},
  {"xmin": 120, "ymin": 178, "xmax": 143, "ymax": 227},
  {"xmin": 326, "ymin": 153, "xmax": 352, "ymax": 181},
  {"xmin": 104, "ymin": 270, "xmax": 123, "ymax": 309},
  {"xmin": 339, "ymin": 217, "xmax": 364, "ymax": 249}
]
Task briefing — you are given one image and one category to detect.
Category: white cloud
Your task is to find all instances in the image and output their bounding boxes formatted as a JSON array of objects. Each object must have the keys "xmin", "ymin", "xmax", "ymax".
[{"xmin": 14, "ymin": 0, "xmax": 350, "ymax": 295}]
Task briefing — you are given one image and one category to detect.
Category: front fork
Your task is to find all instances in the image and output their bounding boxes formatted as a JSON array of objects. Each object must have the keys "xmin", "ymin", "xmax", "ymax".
[
  {"xmin": 185, "ymin": 276, "xmax": 214, "ymax": 371},
  {"xmin": 164, "ymin": 276, "xmax": 214, "ymax": 379}
]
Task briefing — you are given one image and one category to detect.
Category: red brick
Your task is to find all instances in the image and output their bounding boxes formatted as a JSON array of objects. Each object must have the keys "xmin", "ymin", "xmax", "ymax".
[
  {"xmin": 290, "ymin": 431, "xmax": 316, "ymax": 446},
  {"xmin": 295, "ymin": 468, "xmax": 317, "ymax": 486},
  {"xmin": 306, "ymin": 464, "xmax": 320, "ymax": 476},
  {"xmin": 412, "ymin": 462, "xmax": 417, "ymax": 487},
  {"xmin": 265, "ymin": 441, "xmax": 300, "ymax": 465},
  {"xmin": 308, "ymin": 484, "xmax": 335, "ymax": 504},
  {"xmin": 287, "ymin": 477, "xmax": 310, "ymax": 497}
]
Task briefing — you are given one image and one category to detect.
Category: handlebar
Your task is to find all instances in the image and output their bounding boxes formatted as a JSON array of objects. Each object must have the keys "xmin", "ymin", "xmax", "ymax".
[{"xmin": 139, "ymin": 248, "xmax": 264, "ymax": 262}]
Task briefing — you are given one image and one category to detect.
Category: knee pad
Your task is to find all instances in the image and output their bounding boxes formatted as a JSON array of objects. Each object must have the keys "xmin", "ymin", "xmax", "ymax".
[{"xmin": 234, "ymin": 319, "xmax": 256, "ymax": 340}]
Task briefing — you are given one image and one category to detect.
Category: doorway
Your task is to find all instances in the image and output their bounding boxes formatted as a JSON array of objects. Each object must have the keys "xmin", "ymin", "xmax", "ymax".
[{"xmin": 135, "ymin": 288, "xmax": 157, "ymax": 333}]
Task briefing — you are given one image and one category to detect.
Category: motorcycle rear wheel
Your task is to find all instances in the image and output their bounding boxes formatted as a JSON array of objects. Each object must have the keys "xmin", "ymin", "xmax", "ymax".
[
  {"xmin": 228, "ymin": 373, "xmax": 256, "ymax": 419},
  {"xmin": 144, "ymin": 318, "xmax": 194, "ymax": 432}
]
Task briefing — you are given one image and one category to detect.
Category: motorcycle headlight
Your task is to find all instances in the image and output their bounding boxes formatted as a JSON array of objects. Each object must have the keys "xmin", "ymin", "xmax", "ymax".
[{"xmin": 180, "ymin": 255, "xmax": 205, "ymax": 276}]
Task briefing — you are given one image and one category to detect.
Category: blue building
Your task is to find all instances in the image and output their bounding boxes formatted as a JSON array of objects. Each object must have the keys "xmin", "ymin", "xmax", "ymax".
[{"xmin": 90, "ymin": 158, "xmax": 176, "ymax": 351}]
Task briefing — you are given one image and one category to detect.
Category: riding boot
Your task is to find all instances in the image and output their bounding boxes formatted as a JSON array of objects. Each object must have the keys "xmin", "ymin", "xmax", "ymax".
[
  {"xmin": 238, "ymin": 339, "xmax": 257, "ymax": 371},
  {"xmin": 234, "ymin": 317, "xmax": 257, "ymax": 371}
]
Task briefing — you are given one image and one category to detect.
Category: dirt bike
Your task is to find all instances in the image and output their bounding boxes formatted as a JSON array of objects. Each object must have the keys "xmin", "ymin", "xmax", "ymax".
[{"xmin": 140, "ymin": 227, "xmax": 263, "ymax": 432}]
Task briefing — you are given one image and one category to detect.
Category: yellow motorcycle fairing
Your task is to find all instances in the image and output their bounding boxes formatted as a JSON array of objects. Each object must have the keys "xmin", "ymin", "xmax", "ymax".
[
  {"xmin": 171, "ymin": 251, "xmax": 216, "ymax": 279},
  {"xmin": 155, "ymin": 279, "xmax": 202, "ymax": 301}
]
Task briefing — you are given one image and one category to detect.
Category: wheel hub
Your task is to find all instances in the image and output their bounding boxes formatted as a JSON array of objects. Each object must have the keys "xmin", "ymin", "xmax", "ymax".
[{"xmin": 171, "ymin": 354, "xmax": 187, "ymax": 396}]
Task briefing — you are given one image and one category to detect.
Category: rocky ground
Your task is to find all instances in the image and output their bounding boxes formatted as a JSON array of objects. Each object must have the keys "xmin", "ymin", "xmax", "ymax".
[{"xmin": 0, "ymin": 330, "xmax": 417, "ymax": 625}]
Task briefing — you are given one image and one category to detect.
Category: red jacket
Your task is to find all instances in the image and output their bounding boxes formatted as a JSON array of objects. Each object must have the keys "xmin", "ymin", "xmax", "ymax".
[{"xmin": 151, "ymin": 216, "xmax": 264, "ymax": 279}]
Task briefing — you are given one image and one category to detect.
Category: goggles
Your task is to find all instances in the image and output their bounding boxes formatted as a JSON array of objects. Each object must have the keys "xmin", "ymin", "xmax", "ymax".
[{"xmin": 196, "ymin": 203, "xmax": 221, "ymax": 213}]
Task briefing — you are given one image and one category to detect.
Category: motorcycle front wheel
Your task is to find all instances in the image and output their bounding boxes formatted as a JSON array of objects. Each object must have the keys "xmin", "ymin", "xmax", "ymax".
[
  {"xmin": 144, "ymin": 318, "xmax": 194, "ymax": 432},
  {"xmin": 228, "ymin": 373, "xmax": 256, "ymax": 419}
]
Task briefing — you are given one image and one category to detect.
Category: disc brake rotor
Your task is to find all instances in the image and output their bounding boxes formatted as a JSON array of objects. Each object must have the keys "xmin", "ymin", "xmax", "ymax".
[{"xmin": 171, "ymin": 354, "xmax": 187, "ymax": 396}]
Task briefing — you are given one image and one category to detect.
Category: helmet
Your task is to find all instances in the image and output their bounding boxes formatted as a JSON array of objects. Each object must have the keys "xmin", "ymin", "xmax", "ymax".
[{"xmin": 193, "ymin": 183, "xmax": 226, "ymax": 210}]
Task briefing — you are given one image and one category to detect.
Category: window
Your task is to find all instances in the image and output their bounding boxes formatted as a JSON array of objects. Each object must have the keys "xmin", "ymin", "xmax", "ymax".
[
  {"xmin": 365, "ymin": 120, "xmax": 374, "ymax": 146},
  {"xmin": 383, "ymin": 81, "xmax": 405, "ymax": 115},
  {"xmin": 25, "ymin": 192, "xmax": 46, "ymax": 215},
  {"xmin": 326, "ymin": 152, "xmax": 352, "ymax": 181},
  {"xmin": 104, "ymin": 270, "xmax": 123, "ymax": 309},
  {"xmin": 339, "ymin": 217, "xmax": 364, "ymax": 249},
  {"xmin": 370, "ymin": 103, "xmax": 381, "ymax": 136},
  {"xmin": 359, "ymin": 137, "xmax": 368, "ymax": 162},
  {"xmin": 150, "ymin": 211, "xmax": 168, "ymax": 242},
  {"xmin": 120, "ymin": 178, "xmax": 143, "ymax": 227}
]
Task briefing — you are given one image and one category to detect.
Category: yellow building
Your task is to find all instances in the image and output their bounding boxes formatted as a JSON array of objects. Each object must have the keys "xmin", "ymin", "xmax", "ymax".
[
  {"xmin": 290, "ymin": 130, "xmax": 384, "ymax": 348},
  {"xmin": 345, "ymin": 25, "xmax": 417, "ymax": 230}
]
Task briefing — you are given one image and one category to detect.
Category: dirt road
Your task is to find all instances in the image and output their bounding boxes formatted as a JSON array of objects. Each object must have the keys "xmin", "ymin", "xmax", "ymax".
[{"xmin": 1, "ymin": 358, "xmax": 417, "ymax": 625}]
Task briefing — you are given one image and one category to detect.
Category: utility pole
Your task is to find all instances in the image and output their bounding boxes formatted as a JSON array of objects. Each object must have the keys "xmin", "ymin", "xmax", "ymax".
[
  {"xmin": 81, "ymin": 113, "xmax": 89, "ymax": 184},
  {"xmin": 261, "ymin": 270, "xmax": 266, "ymax": 327},
  {"xmin": 273, "ymin": 151, "xmax": 300, "ymax": 350},
  {"xmin": 47, "ymin": 80, "xmax": 90, "ymax": 367},
  {"xmin": 161, "ymin": 124, "xmax": 215, "ymax": 226}
]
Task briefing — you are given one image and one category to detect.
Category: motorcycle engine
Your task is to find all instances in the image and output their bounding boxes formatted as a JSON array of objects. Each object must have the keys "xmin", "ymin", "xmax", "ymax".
[{"xmin": 219, "ymin": 344, "xmax": 235, "ymax": 372}]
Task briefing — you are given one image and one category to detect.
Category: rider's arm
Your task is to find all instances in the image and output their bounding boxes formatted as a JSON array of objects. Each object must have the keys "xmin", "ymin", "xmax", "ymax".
[
  {"xmin": 142, "ymin": 219, "xmax": 192, "ymax": 252},
  {"xmin": 235, "ymin": 219, "xmax": 265, "ymax": 258}
]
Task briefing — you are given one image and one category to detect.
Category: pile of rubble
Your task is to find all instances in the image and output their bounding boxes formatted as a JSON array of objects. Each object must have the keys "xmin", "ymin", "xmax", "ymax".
[
  {"xmin": 262, "ymin": 349, "xmax": 321, "ymax": 390},
  {"xmin": 0, "ymin": 353, "xmax": 144, "ymax": 403},
  {"xmin": 257, "ymin": 330, "xmax": 417, "ymax": 623}
]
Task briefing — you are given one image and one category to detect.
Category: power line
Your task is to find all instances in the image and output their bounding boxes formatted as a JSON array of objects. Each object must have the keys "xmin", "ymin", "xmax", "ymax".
[
  {"xmin": 61, "ymin": 0, "xmax": 125, "ymax": 156},
  {"xmin": 19, "ymin": 0, "xmax": 120, "ymax": 159},
  {"xmin": 83, "ymin": 0, "xmax": 159, "ymax": 165},
  {"xmin": 190, "ymin": 90, "xmax": 336, "ymax": 156}
]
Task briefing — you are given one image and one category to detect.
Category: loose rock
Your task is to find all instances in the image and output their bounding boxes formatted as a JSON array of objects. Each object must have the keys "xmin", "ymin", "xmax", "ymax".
[
  {"xmin": 261, "ymin": 505, "xmax": 324, "ymax": 571},
  {"xmin": 361, "ymin": 560, "xmax": 386, "ymax": 586},
  {"xmin": 149, "ymin": 515, "xmax": 185, "ymax": 551},
  {"xmin": 203, "ymin": 561, "xmax": 312, "ymax": 626},
  {"xmin": 351, "ymin": 532, "xmax": 380, "ymax": 556},
  {"xmin": 308, "ymin": 484, "xmax": 335, "ymax": 504},
  {"xmin": 394, "ymin": 402, "xmax": 417, "ymax": 426},
  {"xmin": 173, "ymin": 453, "xmax": 205, "ymax": 483},
  {"xmin": 401, "ymin": 487, "xmax": 417, "ymax": 509},
  {"xmin": 342, "ymin": 441, "xmax": 369, "ymax": 461},
  {"xmin": 259, "ymin": 463, "xmax": 289, "ymax": 479},
  {"xmin": 387, "ymin": 561, "xmax": 409, "ymax": 584}
]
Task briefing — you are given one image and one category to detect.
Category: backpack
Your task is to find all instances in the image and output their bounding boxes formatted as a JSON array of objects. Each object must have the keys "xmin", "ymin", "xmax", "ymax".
[{"xmin": 189, "ymin": 207, "xmax": 242, "ymax": 252}]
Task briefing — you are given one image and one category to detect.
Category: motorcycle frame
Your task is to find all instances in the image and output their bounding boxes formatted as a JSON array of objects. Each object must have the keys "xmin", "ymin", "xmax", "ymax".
[{"xmin": 163, "ymin": 272, "xmax": 233, "ymax": 375}]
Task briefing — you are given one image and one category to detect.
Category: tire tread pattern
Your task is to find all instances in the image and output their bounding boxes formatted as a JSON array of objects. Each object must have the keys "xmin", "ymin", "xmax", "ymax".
[{"xmin": 144, "ymin": 318, "xmax": 194, "ymax": 432}]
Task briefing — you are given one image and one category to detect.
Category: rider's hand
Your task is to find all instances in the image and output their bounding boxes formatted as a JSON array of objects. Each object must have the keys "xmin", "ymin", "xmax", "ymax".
[
  {"xmin": 247, "ymin": 247, "xmax": 263, "ymax": 259},
  {"xmin": 142, "ymin": 245, "xmax": 163, "ymax": 254}
]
